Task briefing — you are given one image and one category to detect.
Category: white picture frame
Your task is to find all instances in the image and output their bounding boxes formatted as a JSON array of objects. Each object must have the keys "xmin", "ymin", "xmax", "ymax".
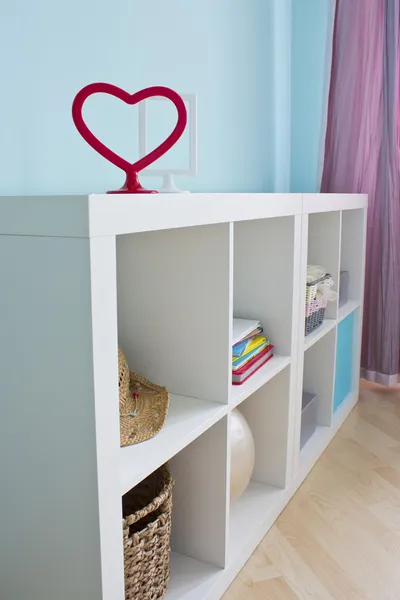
[{"xmin": 138, "ymin": 93, "xmax": 198, "ymax": 192}]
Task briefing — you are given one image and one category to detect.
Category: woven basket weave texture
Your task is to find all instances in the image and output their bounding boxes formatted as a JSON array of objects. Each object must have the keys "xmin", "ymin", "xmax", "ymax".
[{"xmin": 123, "ymin": 464, "xmax": 174, "ymax": 600}]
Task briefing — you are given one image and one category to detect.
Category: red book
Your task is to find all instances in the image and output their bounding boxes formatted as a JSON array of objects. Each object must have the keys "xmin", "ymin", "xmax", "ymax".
[{"xmin": 232, "ymin": 345, "xmax": 274, "ymax": 385}]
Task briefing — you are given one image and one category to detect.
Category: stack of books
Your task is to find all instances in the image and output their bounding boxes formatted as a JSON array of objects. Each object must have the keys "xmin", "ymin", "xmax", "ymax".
[{"xmin": 232, "ymin": 318, "xmax": 274, "ymax": 385}]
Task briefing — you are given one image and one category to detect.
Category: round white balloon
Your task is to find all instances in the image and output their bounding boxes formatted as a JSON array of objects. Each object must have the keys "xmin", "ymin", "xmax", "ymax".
[{"xmin": 230, "ymin": 409, "xmax": 255, "ymax": 502}]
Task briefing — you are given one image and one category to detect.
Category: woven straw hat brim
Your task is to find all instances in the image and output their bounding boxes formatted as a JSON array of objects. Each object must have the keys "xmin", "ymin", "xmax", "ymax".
[
  {"xmin": 120, "ymin": 372, "xmax": 170, "ymax": 447},
  {"xmin": 119, "ymin": 346, "xmax": 169, "ymax": 447}
]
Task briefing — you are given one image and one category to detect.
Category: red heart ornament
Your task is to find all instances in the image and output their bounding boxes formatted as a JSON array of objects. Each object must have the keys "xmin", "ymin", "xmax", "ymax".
[{"xmin": 72, "ymin": 83, "xmax": 188, "ymax": 194}]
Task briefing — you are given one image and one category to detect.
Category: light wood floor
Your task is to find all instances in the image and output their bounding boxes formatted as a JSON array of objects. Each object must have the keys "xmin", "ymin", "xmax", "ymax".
[{"xmin": 223, "ymin": 382, "xmax": 400, "ymax": 600}]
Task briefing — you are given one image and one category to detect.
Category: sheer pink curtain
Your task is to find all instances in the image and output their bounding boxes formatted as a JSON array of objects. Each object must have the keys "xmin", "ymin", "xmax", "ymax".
[{"xmin": 321, "ymin": 0, "xmax": 400, "ymax": 385}]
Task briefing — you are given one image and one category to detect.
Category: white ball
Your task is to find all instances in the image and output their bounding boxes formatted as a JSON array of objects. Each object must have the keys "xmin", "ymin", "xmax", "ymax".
[{"xmin": 230, "ymin": 409, "xmax": 255, "ymax": 502}]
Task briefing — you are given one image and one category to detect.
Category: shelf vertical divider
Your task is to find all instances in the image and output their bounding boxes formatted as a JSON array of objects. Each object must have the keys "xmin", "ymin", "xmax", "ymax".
[
  {"xmin": 289, "ymin": 212, "xmax": 307, "ymax": 481},
  {"xmin": 170, "ymin": 415, "xmax": 230, "ymax": 568},
  {"xmin": 91, "ymin": 235, "xmax": 125, "ymax": 600}
]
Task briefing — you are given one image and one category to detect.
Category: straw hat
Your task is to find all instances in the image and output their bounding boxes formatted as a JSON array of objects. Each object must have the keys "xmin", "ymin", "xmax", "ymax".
[{"xmin": 119, "ymin": 347, "xmax": 170, "ymax": 447}]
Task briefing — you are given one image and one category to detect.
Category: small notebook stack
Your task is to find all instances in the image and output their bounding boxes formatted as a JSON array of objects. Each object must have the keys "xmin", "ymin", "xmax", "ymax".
[{"xmin": 232, "ymin": 318, "xmax": 274, "ymax": 385}]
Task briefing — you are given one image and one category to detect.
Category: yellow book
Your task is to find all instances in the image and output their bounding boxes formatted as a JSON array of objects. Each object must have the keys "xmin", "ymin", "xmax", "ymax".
[{"xmin": 232, "ymin": 335, "xmax": 267, "ymax": 363}]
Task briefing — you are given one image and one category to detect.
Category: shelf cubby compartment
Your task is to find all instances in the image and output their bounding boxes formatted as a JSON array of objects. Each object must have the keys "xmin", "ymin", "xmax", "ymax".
[
  {"xmin": 307, "ymin": 211, "xmax": 341, "ymax": 320},
  {"xmin": 116, "ymin": 224, "xmax": 232, "ymax": 404},
  {"xmin": 229, "ymin": 366, "xmax": 291, "ymax": 564},
  {"xmin": 121, "ymin": 417, "xmax": 229, "ymax": 600},
  {"xmin": 304, "ymin": 317, "xmax": 336, "ymax": 351},
  {"xmin": 119, "ymin": 396, "xmax": 227, "ymax": 495},
  {"xmin": 232, "ymin": 217, "xmax": 295, "ymax": 405},
  {"xmin": 167, "ymin": 417, "xmax": 229, "ymax": 599},
  {"xmin": 301, "ymin": 327, "xmax": 337, "ymax": 463},
  {"xmin": 338, "ymin": 208, "xmax": 366, "ymax": 321}
]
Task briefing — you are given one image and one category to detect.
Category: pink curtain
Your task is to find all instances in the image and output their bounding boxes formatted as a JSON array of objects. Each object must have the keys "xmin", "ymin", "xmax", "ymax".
[{"xmin": 321, "ymin": 0, "xmax": 400, "ymax": 385}]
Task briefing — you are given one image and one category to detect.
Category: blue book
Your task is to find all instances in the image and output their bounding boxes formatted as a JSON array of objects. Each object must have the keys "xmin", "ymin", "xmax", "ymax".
[
  {"xmin": 232, "ymin": 335, "xmax": 268, "ymax": 360},
  {"xmin": 232, "ymin": 340, "xmax": 269, "ymax": 371}
]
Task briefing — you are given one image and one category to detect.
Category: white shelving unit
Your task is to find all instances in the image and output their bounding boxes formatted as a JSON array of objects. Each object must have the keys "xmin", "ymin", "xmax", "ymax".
[{"xmin": 0, "ymin": 192, "xmax": 367, "ymax": 600}]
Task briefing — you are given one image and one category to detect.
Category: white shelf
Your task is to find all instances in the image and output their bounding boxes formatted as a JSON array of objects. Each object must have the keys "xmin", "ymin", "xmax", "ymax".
[
  {"xmin": 303, "ymin": 193, "xmax": 367, "ymax": 213},
  {"xmin": 166, "ymin": 386, "xmax": 359, "ymax": 600},
  {"xmin": 230, "ymin": 482, "xmax": 285, "ymax": 555},
  {"xmin": 166, "ymin": 484, "xmax": 287, "ymax": 600},
  {"xmin": 300, "ymin": 425, "xmax": 331, "ymax": 468},
  {"xmin": 0, "ymin": 193, "xmax": 303, "ymax": 238},
  {"xmin": 231, "ymin": 355, "xmax": 291, "ymax": 408},
  {"xmin": 298, "ymin": 389, "xmax": 359, "ymax": 480},
  {"xmin": 332, "ymin": 389, "xmax": 359, "ymax": 430},
  {"xmin": 338, "ymin": 300, "xmax": 360, "ymax": 323},
  {"xmin": 166, "ymin": 553, "xmax": 222, "ymax": 600},
  {"xmin": 303, "ymin": 301, "xmax": 360, "ymax": 354},
  {"xmin": 304, "ymin": 318, "xmax": 336, "ymax": 351},
  {"xmin": 0, "ymin": 193, "xmax": 367, "ymax": 600},
  {"xmin": 119, "ymin": 395, "xmax": 227, "ymax": 495}
]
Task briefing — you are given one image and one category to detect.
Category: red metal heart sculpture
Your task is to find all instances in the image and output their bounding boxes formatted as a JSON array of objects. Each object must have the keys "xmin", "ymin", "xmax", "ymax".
[{"xmin": 72, "ymin": 83, "xmax": 188, "ymax": 194}]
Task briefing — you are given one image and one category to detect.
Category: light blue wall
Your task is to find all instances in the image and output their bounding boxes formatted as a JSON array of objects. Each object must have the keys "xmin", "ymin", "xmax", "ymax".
[
  {"xmin": 0, "ymin": 1, "xmax": 275, "ymax": 196},
  {"xmin": 290, "ymin": 0, "xmax": 335, "ymax": 193},
  {"xmin": 273, "ymin": 0, "xmax": 292, "ymax": 192}
]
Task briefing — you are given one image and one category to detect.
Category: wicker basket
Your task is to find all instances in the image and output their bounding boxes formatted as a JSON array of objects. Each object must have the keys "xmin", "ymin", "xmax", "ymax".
[
  {"xmin": 305, "ymin": 307, "xmax": 326, "ymax": 335},
  {"xmin": 123, "ymin": 464, "xmax": 174, "ymax": 600},
  {"xmin": 305, "ymin": 297, "xmax": 328, "ymax": 318},
  {"xmin": 305, "ymin": 267, "xmax": 328, "ymax": 306},
  {"xmin": 305, "ymin": 269, "xmax": 331, "ymax": 336}
]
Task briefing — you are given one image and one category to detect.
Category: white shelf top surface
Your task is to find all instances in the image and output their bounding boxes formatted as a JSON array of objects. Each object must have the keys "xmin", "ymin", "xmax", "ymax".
[
  {"xmin": 166, "ymin": 482, "xmax": 287, "ymax": 600},
  {"xmin": 299, "ymin": 389, "xmax": 358, "ymax": 473},
  {"xmin": 338, "ymin": 300, "xmax": 360, "ymax": 323},
  {"xmin": 166, "ymin": 552, "xmax": 222, "ymax": 600},
  {"xmin": 119, "ymin": 394, "xmax": 227, "ymax": 495},
  {"xmin": 303, "ymin": 300, "xmax": 361, "ymax": 352},
  {"xmin": 0, "ymin": 192, "xmax": 366, "ymax": 238},
  {"xmin": 303, "ymin": 193, "xmax": 367, "ymax": 213},
  {"xmin": 0, "ymin": 193, "xmax": 301, "ymax": 238},
  {"xmin": 299, "ymin": 425, "xmax": 330, "ymax": 468},
  {"xmin": 231, "ymin": 354, "xmax": 291, "ymax": 408},
  {"xmin": 304, "ymin": 318, "xmax": 336, "ymax": 351},
  {"xmin": 229, "ymin": 482, "xmax": 285, "ymax": 555}
]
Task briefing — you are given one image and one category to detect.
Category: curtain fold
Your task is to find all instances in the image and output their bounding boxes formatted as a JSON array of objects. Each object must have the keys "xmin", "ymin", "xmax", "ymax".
[{"xmin": 321, "ymin": 0, "xmax": 400, "ymax": 385}]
